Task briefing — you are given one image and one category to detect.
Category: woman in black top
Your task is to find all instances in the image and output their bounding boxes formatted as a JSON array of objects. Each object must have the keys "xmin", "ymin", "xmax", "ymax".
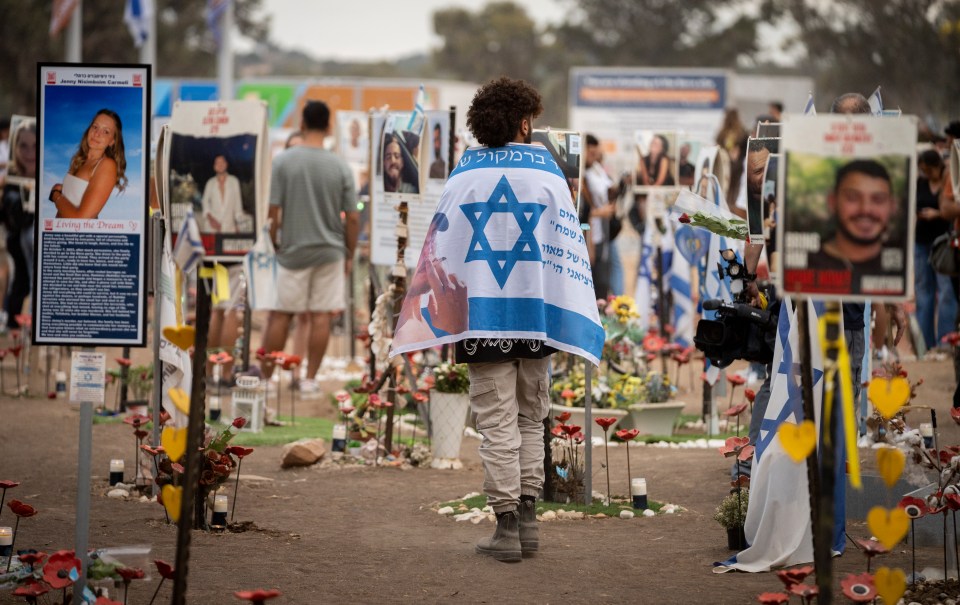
[{"xmin": 915, "ymin": 149, "xmax": 957, "ymax": 350}]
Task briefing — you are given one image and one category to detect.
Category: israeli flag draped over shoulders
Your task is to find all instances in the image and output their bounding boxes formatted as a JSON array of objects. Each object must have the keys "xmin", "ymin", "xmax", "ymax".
[{"xmin": 390, "ymin": 143, "xmax": 605, "ymax": 365}]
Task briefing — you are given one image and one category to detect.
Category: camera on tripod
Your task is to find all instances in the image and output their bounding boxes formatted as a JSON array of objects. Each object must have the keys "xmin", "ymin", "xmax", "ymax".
[{"xmin": 693, "ymin": 246, "xmax": 777, "ymax": 368}]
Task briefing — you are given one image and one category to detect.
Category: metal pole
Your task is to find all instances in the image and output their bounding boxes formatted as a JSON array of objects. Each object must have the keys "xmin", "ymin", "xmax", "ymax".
[
  {"xmin": 216, "ymin": 0, "xmax": 234, "ymax": 101},
  {"xmin": 150, "ymin": 214, "xmax": 164, "ymax": 497},
  {"xmin": 73, "ymin": 347, "xmax": 94, "ymax": 598},
  {"xmin": 65, "ymin": 0, "xmax": 82, "ymax": 62},
  {"xmin": 583, "ymin": 362, "xmax": 593, "ymax": 505},
  {"xmin": 139, "ymin": 0, "xmax": 155, "ymax": 66}
]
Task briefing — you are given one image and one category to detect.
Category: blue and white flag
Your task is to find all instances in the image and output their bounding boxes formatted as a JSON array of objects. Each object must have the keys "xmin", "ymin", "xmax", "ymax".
[
  {"xmin": 173, "ymin": 207, "xmax": 204, "ymax": 273},
  {"xmin": 700, "ymin": 174, "xmax": 739, "ymax": 384},
  {"xmin": 390, "ymin": 143, "xmax": 605, "ymax": 364},
  {"xmin": 635, "ymin": 216, "xmax": 656, "ymax": 332},
  {"xmin": 803, "ymin": 93, "xmax": 817, "ymax": 116},
  {"xmin": 868, "ymin": 86, "xmax": 883, "ymax": 116},
  {"xmin": 669, "ymin": 222, "xmax": 695, "ymax": 347},
  {"xmin": 406, "ymin": 84, "xmax": 426, "ymax": 136},
  {"xmin": 206, "ymin": 0, "xmax": 230, "ymax": 48},
  {"xmin": 124, "ymin": 0, "xmax": 152, "ymax": 47}
]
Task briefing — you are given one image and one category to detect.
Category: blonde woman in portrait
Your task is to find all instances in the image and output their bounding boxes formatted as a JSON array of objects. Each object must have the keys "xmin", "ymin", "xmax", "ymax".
[{"xmin": 48, "ymin": 109, "xmax": 127, "ymax": 219}]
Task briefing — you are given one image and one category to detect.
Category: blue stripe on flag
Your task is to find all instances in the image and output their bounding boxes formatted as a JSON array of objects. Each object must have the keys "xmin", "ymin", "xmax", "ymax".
[{"xmin": 467, "ymin": 297, "xmax": 605, "ymax": 359}]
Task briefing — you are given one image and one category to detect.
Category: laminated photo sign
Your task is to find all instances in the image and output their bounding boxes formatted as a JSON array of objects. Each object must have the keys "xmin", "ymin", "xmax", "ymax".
[{"xmin": 777, "ymin": 115, "xmax": 918, "ymax": 301}]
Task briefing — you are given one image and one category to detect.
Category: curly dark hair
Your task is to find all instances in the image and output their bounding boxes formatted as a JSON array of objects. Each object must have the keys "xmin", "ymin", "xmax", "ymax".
[{"xmin": 466, "ymin": 77, "xmax": 543, "ymax": 148}]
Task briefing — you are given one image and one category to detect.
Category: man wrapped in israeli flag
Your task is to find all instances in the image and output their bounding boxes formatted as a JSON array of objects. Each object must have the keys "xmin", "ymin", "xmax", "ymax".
[{"xmin": 391, "ymin": 77, "xmax": 603, "ymax": 563}]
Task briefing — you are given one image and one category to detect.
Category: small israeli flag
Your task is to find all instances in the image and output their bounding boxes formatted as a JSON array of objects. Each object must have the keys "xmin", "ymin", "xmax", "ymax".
[
  {"xmin": 173, "ymin": 208, "xmax": 204, "ymax": 273},
  {"xmin": 803, "ymin": 93, "xmax": 817, "ymax": 116},
  {"xmin": 868, "ymin": 86, "xmax": 883, "ymax": 116},
  {"xmin": 124, "ymin": 0, "xmax": 152, "ymax": 47}
]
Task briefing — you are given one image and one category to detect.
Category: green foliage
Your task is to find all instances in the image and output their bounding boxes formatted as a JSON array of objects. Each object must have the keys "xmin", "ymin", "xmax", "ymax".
[
  {"xmin": 714, "ymin": 488, "xmax": 750, "ymax": 529},
  {"xmin": 440, "ymin": 494, "xmax": 664, "ymax": 517},
  {"xmin": 226, "ymin": 416, "xmax": 335, "ymax": 446},
  {"xmin": 434, "ymin": 362, "xmax": 470, "ymax": 394}
]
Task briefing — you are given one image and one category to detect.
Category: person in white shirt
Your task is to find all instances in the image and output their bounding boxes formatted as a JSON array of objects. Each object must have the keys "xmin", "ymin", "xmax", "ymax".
[{"xmin": 201, "ymin": 154, "xmax": 248, "ymax": 233}]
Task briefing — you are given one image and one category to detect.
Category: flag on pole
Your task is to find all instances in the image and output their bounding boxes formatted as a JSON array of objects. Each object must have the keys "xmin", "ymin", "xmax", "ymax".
[
  {"xmin": 635, "ymin": 220, "xmax": 656, "ymax": 332},
  {"xmin": 173, "ymin": 208, "xmax": 204, "ymax": 273},
  {"xmin": 50, "ymin": 0, "xmax": 79, "ymax": 37},
  {"xmin": 868, "ymin": 86, "xmax": 883, "ymax": 116},
  {"xmin": 406, "ymin": 84, "xmax": 426, "ymax": 135},
  {"xmin": 124, "ymin": 0, "xmax": 153, "ymax": 47},
  {"xmin": 669, "ymin": 222, "xmax": 696, "ymax": 347},
  {"xmin": 803, "ymin": 93, "xmax": 817, "ymax": 116},
  {"xmin": 206, "ymin": 0, "xmax": 231, "ymax": 48}
]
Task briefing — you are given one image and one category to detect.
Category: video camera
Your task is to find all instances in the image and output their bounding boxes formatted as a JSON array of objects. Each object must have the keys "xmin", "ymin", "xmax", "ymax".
[{"xmin": 693, "ymin": 245, "xmax": 777, "ymax": 368}]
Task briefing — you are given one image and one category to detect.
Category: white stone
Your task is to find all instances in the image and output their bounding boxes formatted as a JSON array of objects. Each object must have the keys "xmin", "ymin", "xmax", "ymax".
[
  {"xmin": 619, "ymin": 510, "xmax": 635, "ymax": 519},
  {"xmin": 437, "ymin": 506, "xmax": 454, "ymax": 515},
  {"xmin": 481, "ymin": 505, "xmax": 493, "ymax": 513},
  {"xmin": 540, "ymin": 510, "xmax": 557, "ymax": 521},
  {"xmin": 470, "ymin": 515, "xmax": 484, "ymax": 524},
  {"xmin": 107, "ymin": 488, "xmax": 129, "ymax": 499},
  {"xmin": 643, "ymin": 509, "xmax": 656, "ymax": 517},
  {"xmin": 462, "ymin": 491, "xmax": 480, "ymax": 500}
]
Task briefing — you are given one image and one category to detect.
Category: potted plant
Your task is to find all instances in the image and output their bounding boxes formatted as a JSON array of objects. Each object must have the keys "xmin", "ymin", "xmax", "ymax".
[
  {"xmin": 427, "ymin": 362, "xmax": 470, "ymax": 469},
  {"xmin": 623, "ymin": 370, "xmax": 685, "ymax": 437},
  {"xmin": 108, "ymin": 363, "xmax": 153, "ymax": 416},
  {"xmin": 714, "ymin": 488, "xmax": 750, "ymax": 550},
  {"xmin": 549, "ymin": 361, "xmax": 628, "ymax": 433}
]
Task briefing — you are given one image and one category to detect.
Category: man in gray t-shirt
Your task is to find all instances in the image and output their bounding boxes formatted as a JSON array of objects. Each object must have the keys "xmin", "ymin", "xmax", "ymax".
[{"xmin": 260, "ymin": 100, "xmax": 359, "ymax": 392}]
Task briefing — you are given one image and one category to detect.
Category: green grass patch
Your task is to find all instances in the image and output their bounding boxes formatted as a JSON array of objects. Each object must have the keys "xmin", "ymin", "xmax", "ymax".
[
  {"xmin": 441, "ymin": 494, "xmax": 663, "ymax": 517},
  {"xmin": 222, "ymin": 416, "xmax": 336, "ymax": 446}
]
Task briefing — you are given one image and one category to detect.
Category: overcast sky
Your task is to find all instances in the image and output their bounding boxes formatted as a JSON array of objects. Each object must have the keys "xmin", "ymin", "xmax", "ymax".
[{"xmin": 248, "ymin": 0, "xmax": 568, "ymax": 61}]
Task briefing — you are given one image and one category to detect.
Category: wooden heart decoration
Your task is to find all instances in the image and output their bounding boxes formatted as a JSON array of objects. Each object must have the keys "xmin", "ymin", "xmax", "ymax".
[
  {"xmin": 778, "ymin": 420, "xmax": 817, "ymax": 463},
  {"xmin": 162, "ymin": 325, "xmax": 196, "ymax": 351},
  {"xmin": 867, "ymin": 377, "xmax": 911, "ymax": 419},
  {"xmin": 161, "ymin": 485, "xmax": 182, "ymax": 523},
  {"xmin": 873, "ymin": 567, "xmax": 906, "ymax": 605},
  {"xmin": 867, "ymin": 506, "xmax": 909, "ymax": 549},
  {"xmin": 161, "ymin": 426, "xmax": 188, "ymax": 463},
  {"xmin": 168, "ymin": 387, "xmax": 190, "ymax": 415},
  {"xmin": 876, "ymin": 447, "xmax": 905, "ymax": 488}
]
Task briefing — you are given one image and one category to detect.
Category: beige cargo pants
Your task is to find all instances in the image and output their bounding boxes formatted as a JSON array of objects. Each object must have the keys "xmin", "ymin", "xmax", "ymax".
[{"xmin": 467, "ymin": 358, "xmax": 551, "ymax": 513}]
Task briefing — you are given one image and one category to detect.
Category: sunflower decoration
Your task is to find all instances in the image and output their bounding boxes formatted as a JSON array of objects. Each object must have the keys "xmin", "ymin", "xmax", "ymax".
[{"xmin": 608, "ymin": 295, "xmax": 639, "ymax": 324}]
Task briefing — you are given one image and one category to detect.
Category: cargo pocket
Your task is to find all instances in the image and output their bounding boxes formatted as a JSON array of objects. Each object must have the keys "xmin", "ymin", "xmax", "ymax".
[
  {"xmin": 535, "ymin": 378, "xmax": 550, "ymax": 421},
  {"xmin": 471, "ymin": 378, "xmax": 503, "ymax": 431}
]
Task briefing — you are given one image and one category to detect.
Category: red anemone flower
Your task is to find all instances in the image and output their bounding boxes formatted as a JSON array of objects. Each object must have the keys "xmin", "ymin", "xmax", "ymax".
[
  {"xmin": 756, "ymin": 592, "xmax": 789, "ymax": 604},
  {"xmin": 234, "ymin": 589, "xmax": 283, "ymax": 603},
  {"xmin": 116, "ymin": 566, "xmax": 145, "ymax": 581},
  {"xmin": 615, "ymin": 428, "xmax": 640, "ymax": 441},
  {"xmin": 368, "ymin": 394, "xmax": 382, "ymax": 407},
  {"xmin": 731, "ymin": 475, "xmax": 750, "ymax": 489},
  {"xmin": 335, "ymin": 391, "xmax": 351, "ymax": 403},
  {"xmin": 942, "ymin": 332, "xmax": 960, "ymax": 346},
  {"xmin": 776, "ymin": 565, "xmax": 813, "ymax": 589},
  {"xmin": 718, "ymin": 436, "xmax": 750, "ymax": 457},
  {"xmin": 281, "ymin": 355, "xmax": 302, "ymax": 370},
  {"xmin": 232, "ymin": 417, "xmax": 247, "ymax": 429},
  {"xmin": 788, "ymin": 584, "xmax": 819, "ymax": 599},
  {"xmin": 255, "ymin": 347, "xmax": 268, "ymax": 361},
  {"xmin": 737, "ymin": 445, "xmax": 755, "ymax": 462},
  {"xmin": 560, "ymin": 389, "xmax": 576, "ymax": 400},
  {"xmin": 340, "ymin": 405, "xmax": 356, "ymax": 415},
  {"xmin": 8, "ymin": 345, "xmax": 21, "ymax": 357},
  {"xmin": 727, "ymin": 374, "xmax": 747, "ymax": 386},
  {"xmin": 134, "ymin": 429, "xmax": 149, "ymax": 440},
  {"xmin": 642, "ymin": 333, "xmax": 665, "ymax": 353},
  {"xmin": 840, "ymin": 573, "xmax": 876, "ymax": 602},
  {"xmin": 43, "ymin": 550, "xmax": 81, "ymax": 589},
  {"xmin": 412, "ymin": 392, "xmax": 427, "ymax": 404},
  {"xmin": 945, "ymin": 493, "xmax": 960, "ymax": 511},
  {"xmin": 8, "ymin": 499, "xmax": 37, "ymax": 518},
  {"xmin": 209, "ymin": 351, "xmax": 234, "ymax": 365},
  {"xmin": 141, "ymin": 445, "xmax": 165, "ymax": 456},
  {"xmin": 123, "ymin": 414, "xmax": 151, "ymax": 428},
  {"xmin": 562, "ymin": 424, "xmax": 582, "ymax": 437},
  {"xmin": 13, "ymin": 580, "xmax": 50, "ymax": 598},
  {"xmin": 171, "ymin": 462, "xmax": 185, "ymax": 474},
  {"xmin": 899, "ymin": 496, "xmax": 929, "ymax": 519},
  {"xmin": 0, "ymin": 480, "xmax": 19, "ymax": 489},
  {"xmin": 154, "ymin": 559, "xmax": 175, "ymax": 580},
  {"xmin": 725, "ymin": 403, "xmax": 749, "ymax": 417},
  {"xmin": 17, "ymin": 551, "xmax": 46, "ymax": 568},
  {"xmin": 950, "ymin": 406, "xmax": 960, "ymax": 425},
  {"xmin": 744, "ymin": 388, "xmax": 756, "ymax": 402},
  {"xmin": 227, "ymin": 446, "xmax": 254, "ymax": 459},
  {"xmin": 555, "ymin": 411, "xmax": 572, "ymax": 423},
  {"xmin": 550, "ymin": 425, "xmax": 566, "ymax": 438},
  {"xmin": 595, "ymin": 417, "xmax": 617, "ymax": 431},
  {"xmin": 116, "ymin": 357, "xmax": 133, "ymax": 367},
  {"xmin": 853, "ymin": 537, "xmax": 889, "ymax": 557}
]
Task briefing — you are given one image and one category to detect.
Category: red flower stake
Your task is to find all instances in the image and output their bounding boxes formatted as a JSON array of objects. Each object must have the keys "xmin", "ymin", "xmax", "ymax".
[
  {"xmin": 554, "ymin": 411, "xmax": 571, "ymax": 423},
  {"xmin": 840, "ymin": 572, "xmax": 876, "ymax": 602},
  {"xmin": 851, "ymin": 537, "xmax": 889, "ymax": 572},
  {"xmin": 951, "ymin": 407, "xmax": 960, "ymax": 426},
  {"xmin": 8, "ymin": 344, "xmax": 22, "ymax": 397},
  {"xmin": 0, "ymin": 479, "xmax": 19, "ymax": 521},
  {"xmin": 268, "ymin": 351, "xmax": 287, "ymax": 420},
  {"xmin": 615, "ymin": 428, "xmax": 640, "ymax": 497},
  {"xmin": 17, "ymin": 551, "xmax": 46, "ymax": 569},
  {"xmin": 226, "ymin": 446, "xmax": 255, "ymax": 522},
  {"xmin": 788, "ymin": 583, "xmax": 819, "ymax": 604},
  {"xmin": 775, "ymin": 565, "xmax": 813, "ymax": 590},
  {"xmin": 756, "ymin": 593, "xmax": 789, "ymax": 605},
  {"xmin": 42, "ymin": 550, "xmax": 80, "ymax": 590},
  {"xmin": 726, "ymin": 373, "xmax": 746, "ymax": 409},
  {"xmin": 148, "ymin": 560, "xmax": 176, "ymax": 605},
  {"xmin": 280, "ymin": 354, "xmax": 302, "ymax": 426},
  {"xmin": 234, "ymin": 589, "xmax": 283, "ymax": 604},
  {"xmin": 117, "ymin": 566, "xmax": 145, "ymax": 604},
  {"xmin": 560, "ymin": 389, "xmax": 576, "ymax": 406},
  {"xmin": 596, "ymin": 417, "xmax": 617, "ymax": 505},
  {"xmin": 124, "ymin": 414, "xmax": 151, "ymax": 490},
  {"xmin": 5, "ymin": 499, "xmax": 37, "ymax": 572},
  {"xmin": 13, "ymin": 580, "xmax": 49, "ymax": 603}
]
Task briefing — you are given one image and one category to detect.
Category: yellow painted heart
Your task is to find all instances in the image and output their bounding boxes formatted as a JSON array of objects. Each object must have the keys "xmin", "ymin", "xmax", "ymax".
[
  {"xmin": 160, "ymin": 485, "xmax": 182, "ymax": 523},
  {"xmin": 778, "ymin": 420, "xmax": 817, "ymax": 463},
  {"xmin": 162, "ymin": 325, "xmax": 196, "ymax": 351},
  {"xmin": 867, "ymin": 506, "xmax": 909, "ymax": 549},
  {"xmin": 867, "ymin": 377, "xmax": 911, "ymax": 419},
  {"xmin": 876, "ymin": 447, "xmax": 905, "ymax": 488},
  {"xmin": 161, "ymin": 426, "xmax": 188, "ymax": 463},
  {"xmin": 873, "ymin": 567, "xmax": 905, "ymax": 605},
  {"xmin": 168, "ymin": 387, "xmax": 190, "ymax": 415}
]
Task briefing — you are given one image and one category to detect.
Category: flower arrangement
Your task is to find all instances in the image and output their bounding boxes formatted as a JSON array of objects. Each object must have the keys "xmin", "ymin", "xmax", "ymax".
[
  {"xmin": 714, "ymin": 488, "xmax": 750, "ymax": 529},
  {"xmin": 433, "ymin": 362, "xmax": 469, "ymax": 394},
  {"xmin": 598, "ymin": 296, "xmax": 646, "ymax": 373},
  {"xmin": 107, "ymin": 361, "xmax": 154, "ymax": 403}
]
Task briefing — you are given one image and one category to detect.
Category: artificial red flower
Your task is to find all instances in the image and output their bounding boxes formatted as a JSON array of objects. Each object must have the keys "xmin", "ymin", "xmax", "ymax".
[
  {"xmin": 0, "ymin": 480, "xmax": 19, "ymax": 489},
  {"xmin": 234, "ymin": 589, "xmax": 282, "ymax": 603},
  {"xmin": 945, "ymin": 493, "xmax": 960, "ymax": 511},
  {"xmin": 340, "ymin": 405, "xmax": 356, "ymax": 415},
  {"xmin": 17, "ymin": 551, "xmax": 46, "ymax": 568},
  {"xmin": 368, "ymin": 394, "xmax": 382, "ymax": 407},
  {"xmin": 756, "ymin": 592, "xmax": 789, "ymax": 605},
  {"xmin": 209, "ymin": 351, "xmax": 234, "ymax": 365},
  {"xmin": 155, "ymin": 559, "xmax": 175, "ymax": 580},
  {"xmin": 281, "ymin": 355, "xmax": 302, "ymax": 370},
  {"xmin": 951, "ymin": 407, "xmax": 960, "ymax": 425},
  {"xmin": 678, "ymin": 213, "xmax": 691, "ymax": 224},
  {"xmin": 422, "ymin": 375, "xmax": 435, "ymax": 389},
  {"xmin": 116, "ymin": 567, "xmax": 145, "ymax": 581},
  {"xmin": 116, "ymin": 357, "xmax": 133, "ymax": 367},
  {"xmin": 562, "ymin": 424, "xmax": 583, "ymax": 437},
  {"xmin": 718, "ymin": 436, "xmax": 750, "ymax": 457},
  {"xmin": 615, "ymin": 428, "xmax": 640, "ymax": 441},
  {"xmin": 335, "ymin": 391, "xmax": 351, "ymax": 403},
  {"xmin": 788, "ymin": 583, "xmax": 819, "ymax": 599},
  {"xmin": 560, "ymin": 389, "xmax": 576, "ymax": 401},
  {"xmin": 853, "ymin": 537, "xmax": 889, "ymax": 557},
  {"xmin": 134, "ymin": 429, "xmax": 149, "ymax": 440},
  {"xmin": 550, "ymin": 425, "xmax": 566, "ymax": 438},
  {"xmin": 744, "ymin": 388, "xmax": 756, "ymax": 403},
  {"xmin": 213, "ymin": 464, "xmax": 231, "ymax": 476},
  {"xmin": 14, "ymin": 315, "xmax": 30, "ymax": 328},
  {"xmin": 840, "ymin": 572, "xmax": 876, "ymax": 602},
  {"xmin": 232, "ymin": 417, "xmax": 247, "ymax": 429},
  {"xmin": 943, "ymin": 332, "xmax": 960, "ymax": 346},
  {"xmin": 555, "ymin": 412, "xmax": 573, "ymax": 424},
  {"xmin": 8, "ymin": 345, "xmax": 21, "ymax": 357},
  {"xmin": 43, "ymin": 550, "xmax": 81, "ymax": 589},
  {"xmin": 141, "ymin": 445, "xmax": 165, "ymax": 456},
  {"xmin": 412, "ymin": 392, "xmax": 428, "ymax": 403},
  {"xmin": 159, "ymin": 410, "xmax": 171, "ymax": 425},
  {"xmin": 123, "ymin": 414, "xmax": 151, "ymax": 428},
  {"xmin": 227, "ymin": 446, "xmax": 254, "ymax": 459},
  {"xmin": 737, "ymin": 445, "xmax": 755, "ymax": 462},
  {"xmin": 725, "ymin": 403, "xmax": 749, "ymax": 417},
  {"xmin": 672, "ymin": 351, "xmax": 691, "ymax": 365},
  {"xmin": 255, "ymin": 347, "xmax": 267, "ymax": 361},
  {"xmin": 727, "ymin": 374, "xmax": 746, "ymax": 386},
  {"xmin": 642, "ymin": 333, "xmax": 665, "ymax": 353},
  {"xmin": 899, "ymin": 496, "xmax": 929, "ymax": 519},
  {"xmin": 776, "ymin": 565, "xmax": 813, "ymax": 589},
  {"xmin": 171, "ymin": 463, "xmax": 185, "ymax": 474},
  {"xmin": 731, "ymin": 475, "xmax": 750, "ymax": 489},
  {"xmin": 595, "ymin": 417, "xmax": 617, "ymax": 431},
  {"xmin": 8, "ymin": 499, "xmax": 37, "ymax": 518},
  {"xmin": 13, "ymin": 580, "xmax": 50, "ymax": 598}
]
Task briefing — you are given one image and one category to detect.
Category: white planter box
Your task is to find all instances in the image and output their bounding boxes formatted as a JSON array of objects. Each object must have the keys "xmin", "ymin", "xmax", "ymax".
[
  {"xmin": 624, "ymin": 401, "xmax": 686, "ymax": 437},
  {"xmin": 429, "ymin": 391, "xmax": 471, "ymax": 468}
]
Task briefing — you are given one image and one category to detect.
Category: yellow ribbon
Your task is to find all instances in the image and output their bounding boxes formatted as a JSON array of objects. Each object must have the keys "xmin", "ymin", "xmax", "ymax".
[
  {"xmin": 199, "ymin": 263, "xmax": 231, "ymax": 305},
  {"xmin": 818, "ymin": 304, "xmax": 861, "ymax": 489}
]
